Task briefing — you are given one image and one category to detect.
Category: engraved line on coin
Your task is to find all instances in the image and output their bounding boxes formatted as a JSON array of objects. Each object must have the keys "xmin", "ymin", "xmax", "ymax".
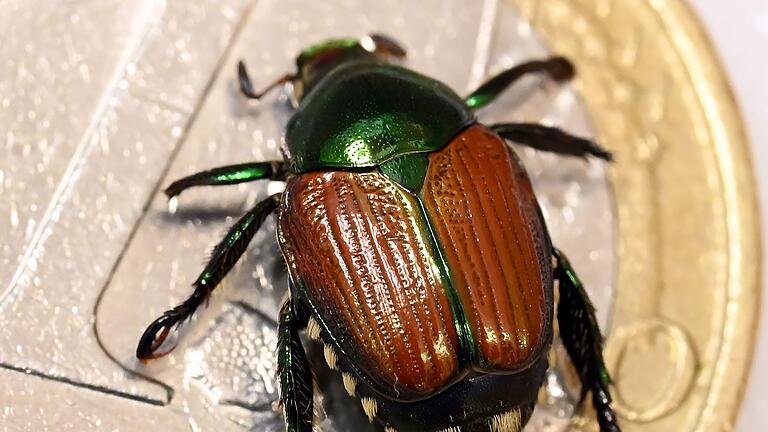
[
  {"xmin": 511, "ymin": 0, "xmax": 756, "ymax": 430},
  {"xmin": 604, "ymin": 318, "xmax": 698, "ymax": 422},
  {"xmin": 0, "ymin": 0, "xmax": 166, "ymax": 306},
  {"xmin": 467, "ymin": 0, "xmax": 500, "ymax": 91},
  {"xmin": 91, "ymin": 0, "xmax": 261, "ymax": 406},
  {"xmin": 510, "ymin": 0, "xmax": 704, "ymax": 428},
  {"xmin": 187, "ymin": 301, "xmax": 280, "ymax": 412},
  {"xmin": 657, "ymin": 0, "xmax": 752, "ymax": 426},
  {"xmin": 0, "ymin": 362, "xmax": 164, "ymax": 406}
]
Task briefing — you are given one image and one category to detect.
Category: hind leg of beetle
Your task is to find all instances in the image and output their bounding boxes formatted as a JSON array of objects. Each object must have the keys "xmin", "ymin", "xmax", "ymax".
[
  {"xmin": 554, "ymin": 248, "xmax": 621, "ymax": 432},
  {"xmin": 278, "ymin": 294, "xmax": 314, "ymax": 432},
  {"xmin": 465, "ymin": 57, "xmax": 575, "ymax": 109},
  {"xmin": 136, "ymin": 194, "xmax": 282, "ymax": 361},
  {"xmin": 491, "ymin": 123, "xmax": 613, "ymax": 161},
  {"xmin": 164, "ymin": 161, "xmax": 289, "ymax": 199}
]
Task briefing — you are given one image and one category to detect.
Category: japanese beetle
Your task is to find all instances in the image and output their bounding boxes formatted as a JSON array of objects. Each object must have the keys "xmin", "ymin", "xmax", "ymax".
[{"xmin": 137, "ymin": 34, "xmax": 620, "ymax": 432}]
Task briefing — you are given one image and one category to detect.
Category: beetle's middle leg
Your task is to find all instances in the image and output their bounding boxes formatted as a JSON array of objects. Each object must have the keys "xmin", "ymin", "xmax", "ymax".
[
  {"xmin": 164, "ymin": 161, "xmax": 289, "ymax": 199},
  {"xmin": 465, "ymin": 57, "xmax": 575, "ymax": 109},
  {"xmin": 277, "ymin": 294, "xmax": 314, "ymax": 432},
  {"xmin": 554, "ymin": 248, "xmax": 621, "ymax": 432},
  {"xmin": 491, "ymin": 122, "xmax": 614, "ymax": 161},
  {"xmin": 136, "ymin": 193, "xmax": 281, "ymax": 361}
]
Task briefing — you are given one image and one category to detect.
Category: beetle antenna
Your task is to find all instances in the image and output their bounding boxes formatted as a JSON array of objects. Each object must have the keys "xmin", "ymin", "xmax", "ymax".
[{"xmin": 237, "ymin": 60, "xmax": 294, "ymax": 100}]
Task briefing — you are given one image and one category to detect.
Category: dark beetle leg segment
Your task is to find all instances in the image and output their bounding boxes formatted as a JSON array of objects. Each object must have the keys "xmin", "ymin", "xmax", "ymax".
[
  {"xmin": 136, "ymin": 194, "xmax": 281, "ymax": 361},
  {"xmin": 491, "ymin": 123, "xmax": 613, "ymax": 161},
  {"xmin": 164, "ymin": 161, "xmax": 289, "ymax": 198},
  {"xmin": 554, "ymin": 249, "xmax": 621, "ymax": 432},
  {"xmin": 368, "ymin": 33, "xmax": 407, "ymax": 58},
  {"xmin": 465, "ymin": 56, "xmax": 575, "ymax": 109},
  {"xmin": 238, "ymin": 60, "xmax": 295, "ymax": 100},
  {"xmin": 277, "ymin": 295, "xmax": 313, "ymax": 432}
]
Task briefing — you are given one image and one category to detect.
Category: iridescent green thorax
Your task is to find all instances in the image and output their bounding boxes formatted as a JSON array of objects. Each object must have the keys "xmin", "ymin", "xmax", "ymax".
[
  {"xmin": 379, "ymin": 153, "xmax": 430, "ymax": 193},
  {"xmin": 286, "ymin": 62, "xmax": 474, "ymax": 173}
]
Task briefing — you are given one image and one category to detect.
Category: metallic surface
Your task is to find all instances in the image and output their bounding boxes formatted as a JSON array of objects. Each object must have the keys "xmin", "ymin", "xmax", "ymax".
[
  {"xmin": 292, "ymin": 36, "xmax": 403, "ymax": 100},
  {"xmin": 509, "ymin": 0, "xmax": 760, "ymax": 430},
  {"xmin": 423, "ymin": 124, "xmax": 552, "ymax": 371},
  {"xmin": 278, "ymin": 123, "xmax": 555, "ymax": 407},
  {"xmin": 278, "ymin": 170, "xmax": 460, "ymax": 399},
  {"xmin": 285, "ymin": 63, "xmax": 472, "ymax": 172},
  {"xmin": 690, "ymin": 3, "xmax": 768, "ymax": 431},
  {"xmin": 0, "ymin": 0, "xmax": 756, "ymax": 432}
]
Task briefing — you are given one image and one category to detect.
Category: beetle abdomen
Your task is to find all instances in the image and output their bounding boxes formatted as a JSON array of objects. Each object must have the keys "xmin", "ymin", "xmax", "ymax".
[
  {"xmin": 278, "ymin": 171, "xmax": 461, "ymax": 399},
  {"xmin": 422, "ymin": 124, "xmax": 553, "ymax": 372}
]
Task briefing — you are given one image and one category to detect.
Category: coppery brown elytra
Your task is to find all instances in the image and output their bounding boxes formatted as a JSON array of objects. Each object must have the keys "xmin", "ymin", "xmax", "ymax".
[{"xmin": 136, "ymin": 34, "xmax": 620, "ymax": 432}]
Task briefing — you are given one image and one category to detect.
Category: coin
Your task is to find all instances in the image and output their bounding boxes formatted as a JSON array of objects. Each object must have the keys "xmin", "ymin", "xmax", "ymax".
[
  {"xmin": 0, "ymin": 0, "xmax": 758, "ymax": 431},
  {"xmin": 508, "ymin": 0, "xmax": 761, "ymax": 430}
]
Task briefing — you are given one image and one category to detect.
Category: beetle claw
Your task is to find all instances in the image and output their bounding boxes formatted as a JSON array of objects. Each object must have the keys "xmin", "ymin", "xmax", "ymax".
[
  {"xmin": 136, "ymin": 313, "xmax": 181, "ymax": 362},
  {"xmin": 237, "ymin": 60, "xmax": 258, "ymax": 100},
  {"xmin": 546, "ymin": 56, "xmax": 575, "ymax": 82}
]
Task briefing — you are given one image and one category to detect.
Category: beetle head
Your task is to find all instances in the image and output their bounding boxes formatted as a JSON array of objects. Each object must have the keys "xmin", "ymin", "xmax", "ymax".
[
  {"xmin": 291, "ymin": 34, "xmax": 407, "ymax": 103},
  {"xmin": 237, "ymin": 35, "xmax": 406, "ymax": 107}
]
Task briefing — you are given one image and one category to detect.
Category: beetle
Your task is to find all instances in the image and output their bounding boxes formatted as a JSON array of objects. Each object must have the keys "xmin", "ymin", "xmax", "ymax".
[{"xmin": 136, "ymin": 34, "xmax": 620, "ymax": 432}]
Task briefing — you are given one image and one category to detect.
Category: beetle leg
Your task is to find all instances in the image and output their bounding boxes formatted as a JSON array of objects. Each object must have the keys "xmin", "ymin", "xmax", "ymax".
[
  {"xmin": 136, "ymin": 194, "xmax": 281, "ymax": 361},
  {"xmin": 554, "ymin": 248, "xmax": 621, "ymax": 432},
  {"xmin": 491, "ymin": 123, "xmax": 613, "ymax": 161},
  {"xmin": 238, "ymin": 60, "xmax": 295, "ymax": 100},
  {"xmin": 277, "ymin": 294, "xmax": 314, "ymax": 432},
  {"xmin": 164, "ymin": 161, "xmax": 289, "ymax": 199},
  {"xmin": 465, "ymin": 57, "xmax": 575, "ymax": 109},
  {"xmin": 366, "ymin": 33, "xmax": 407, "ymax": 59}
]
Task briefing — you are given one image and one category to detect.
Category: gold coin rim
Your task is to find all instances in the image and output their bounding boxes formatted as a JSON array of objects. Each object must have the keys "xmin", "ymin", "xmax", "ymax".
[{"xmin": 509, "ymin": 0, "xmax": 761, "ymax": 430}]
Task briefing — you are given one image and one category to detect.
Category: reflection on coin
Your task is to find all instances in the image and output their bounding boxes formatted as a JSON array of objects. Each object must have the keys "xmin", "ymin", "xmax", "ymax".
[
  {"xmin": 509, "ymin": 0, "xmax": 760, "ymax": 430},
  {"xmin": 0, "ymin": 0, "xmax": 758, "ymax": 431}
]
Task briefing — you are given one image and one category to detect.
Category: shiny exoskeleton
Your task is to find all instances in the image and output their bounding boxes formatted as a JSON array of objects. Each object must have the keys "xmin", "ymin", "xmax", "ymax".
[{"xmin": 136, "ymin": 34, "xmax": 620, "ymax": 432}]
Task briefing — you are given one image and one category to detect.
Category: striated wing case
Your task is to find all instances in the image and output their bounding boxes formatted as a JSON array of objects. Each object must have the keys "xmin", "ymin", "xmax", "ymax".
[
  {"xmin": 277, "ymin": 124, "xmax": 553, "ymax": 401},
  {"xmin": 278, "ymin": 171, "xmax": 462, "ymax": 400},
  {"xmin": 422, "ymin": 125, "xmax": 553, "ymax": 372}
]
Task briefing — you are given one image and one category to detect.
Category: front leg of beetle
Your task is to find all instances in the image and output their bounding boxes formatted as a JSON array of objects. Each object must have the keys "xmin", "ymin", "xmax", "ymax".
[
  {"xmin": 164, "ymin": 160, "xmax": 289, "ymax": 199},
  {"xmin": 237, "ymin": 60, "xmax": 296, "ymax": 101},
  {"xmin": 277, "ymin": 294, "xmax": 314, "ymax": 432},
  {"xmin": 136, "ymin": 194, "xmax": 281, "ymax": 361},
  {"xmin": 554, "ymin": 248, "xmax": 621, "ymax": 432}
]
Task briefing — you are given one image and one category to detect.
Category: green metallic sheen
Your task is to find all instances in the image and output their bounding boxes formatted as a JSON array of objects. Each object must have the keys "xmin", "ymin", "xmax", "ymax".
[
  {"xmin": 379, "ymin": 153, "xmax": 430, "ymax": 193},
  {"xmin": 555, "ymin": 249, "xmax": 611, "ymax": 389},
  {"xmin": 464, "ymin": 57, "xmax": 575, "ymax": 110},
  {"xmin": 163, "ymin": 161, "xmax": 285, "ymax": 198},
  {"xmin": 213, "ymin": 166, "xmax": 270, "ymax": 183},
  {"xmin": 193, "ymin": 195, "xmax": 281, "ymax": 289},
  {"xmin": 412, "ymin": 195, "xmax": 478, "ymax": 367},
  {"xmin": 296, "ymin": 38, "xmax": 361, "ymax": 65},
  {"xmin": 285, "ymin": 62, "xmax": 474, "ymax": 173},
  {"xmin": 277, "ymin": 297, "xmax": 313, "ymax": 432},
  {"xmin": 464, "ymin": 93, "xmax": 490, "ymax": 110}
]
